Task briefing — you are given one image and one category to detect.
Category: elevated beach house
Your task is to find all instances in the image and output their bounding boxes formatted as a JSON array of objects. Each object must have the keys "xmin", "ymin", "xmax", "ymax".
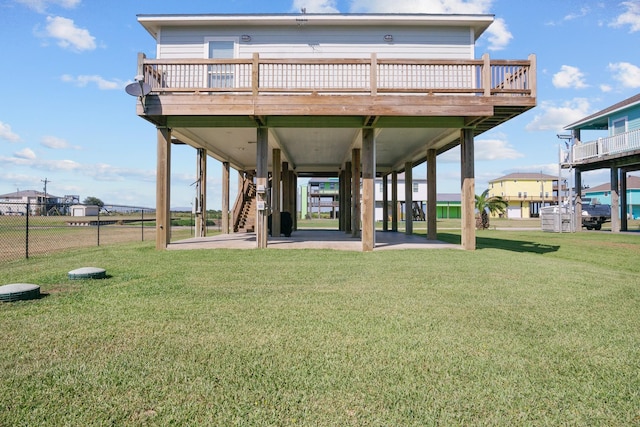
[
  {"xmin": 133, "ymin": 13, "xmax": 536, "ymax": 250},
  {"xmin": 563, "ymin": 93, "xmax": 640, "ymax": 232}
]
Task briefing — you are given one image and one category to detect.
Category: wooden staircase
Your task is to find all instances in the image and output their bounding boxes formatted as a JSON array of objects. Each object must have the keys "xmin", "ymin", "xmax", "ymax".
[{"xmin": 233, "ymin": 178, "xmax": 256, "ymax": 233}]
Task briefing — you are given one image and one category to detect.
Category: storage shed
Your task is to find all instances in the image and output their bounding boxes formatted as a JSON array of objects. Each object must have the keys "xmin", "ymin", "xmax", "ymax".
[{"xmin": 71, "ymin": 205, "xmax": 99, "ymax": 217}]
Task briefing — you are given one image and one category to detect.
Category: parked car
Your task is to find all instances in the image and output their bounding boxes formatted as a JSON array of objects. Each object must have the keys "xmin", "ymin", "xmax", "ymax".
[{"xmin": 582, "ymin": 203, "xmax": 611, "ymax": 230}]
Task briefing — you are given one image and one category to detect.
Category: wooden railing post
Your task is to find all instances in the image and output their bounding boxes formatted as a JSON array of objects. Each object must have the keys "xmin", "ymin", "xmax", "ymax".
[
  {"xmin": 370, "ymin": 53, "xmax": 378, "ymax": 96},
  {"xmin": 528, "ymin": 53, "xmax": 537, "ymax": 98},
  {"xmin": 482, "ymin": 53, "xmax": 491, "ymax": 96},
  {"xmin": 137, "ymin": 52, "xmax": 146, "ymax": 80},
  {"xmin": 252, "ymin": 52, "xmax": 260, "ymax": 97}
]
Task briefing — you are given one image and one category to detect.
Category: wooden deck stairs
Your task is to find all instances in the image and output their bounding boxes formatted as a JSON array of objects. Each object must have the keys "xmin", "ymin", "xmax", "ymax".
[{"xmin": 232, "ymin": 178, "xmax": 256, "ymax": 233}]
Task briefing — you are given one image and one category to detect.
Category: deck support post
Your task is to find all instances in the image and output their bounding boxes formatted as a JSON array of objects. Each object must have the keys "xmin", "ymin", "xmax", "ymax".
[
  {"xmin": 222, "ymin": 161, "xmax": 230, "ymax": 234},
  {"xmin": 392, "ymin": 171, "xmax": 398, "ymax": 232},
  {"xmin": 621, "ymin": 171, "xmax": 628, "ymax": 231},
  {"xmin": 345, "ymin": 161, "xmax": 352, "ymax": 234},
  {"xmin": 461, "ymin": 128, "xmax": 476, "ymax": 250},
  {"xmin": 611, "ymin": 166, "xmax": 620, "ymax": 233},
  {"xmin": 282, "ymin": 161, "xmax": 290, "ymax": 220},
  {"xmin": 427, "ymin": 149, "xmax": 437, "ymax": 240},
  {"xmin": 156, "ymin": 126, "xmax": 171, "ymax": 250},
  {"xmin": 575, "ymin": 169, "xmax": 582, "ymax": 231},
  {"xmin": 362, "ymin": 128, "xmax": 375, "ymax": 251},
  {"xmin": 272, "ymin": 149, "xmax": 281, "ymax": 237},
  {"xmin": 405, "ymin": 162, "xmax": 413, "ymax": 235},
  {"xmin": 382, "ymin": 174, "xmax": 389, "ymax": 231},
  {"xmin": 351, "ymin": 149, "xmax": 361, "ymax": 237},
  {"xmin": 195, "ymin": 148, "xmax": 207, "ymax": 238},
  {"xmin": 339, "ymin": 169, "xmax": 345, "ymax": 231},
  {"xmin": 292, "ymin": 172, "xmax": 298, "ymax": 231},
  {"xmin": 256, "ymin": 128, "xmax": 269, "ymax": 248}
]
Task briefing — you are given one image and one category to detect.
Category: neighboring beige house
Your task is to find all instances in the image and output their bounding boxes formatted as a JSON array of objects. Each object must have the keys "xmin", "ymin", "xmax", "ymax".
[
  {"xmin": 0, "ymin": 190, "xmax": 58, "ymax": 216},
  {"xmin": 488, "ymin": 173, "xmax": 558, "ymax": 218}
]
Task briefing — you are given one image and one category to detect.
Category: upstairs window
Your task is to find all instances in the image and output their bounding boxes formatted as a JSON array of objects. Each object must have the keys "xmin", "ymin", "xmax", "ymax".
[{"xmin": 612, "ymin": 117, "xmax": 627, "ymax": 135}]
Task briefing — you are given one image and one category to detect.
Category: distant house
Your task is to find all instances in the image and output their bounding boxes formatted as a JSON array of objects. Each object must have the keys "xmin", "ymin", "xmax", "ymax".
[
  {"xmin": 563, "ymin": 92, "xmax": 640, "ymax": 231},
  {"xmin": 305, "ymin": 176, "xmax": 460, "ymax": 221},
  {"xmin": 488, "ymin": 173, "xmax": 558, "ymax": 218},
  {"xmin": 0, "ymin": 190, "xmax": 59, "ymax": 216},
  {"xmin": 584, "ymin": 175, "xmax": 640, "ymax": 219}
]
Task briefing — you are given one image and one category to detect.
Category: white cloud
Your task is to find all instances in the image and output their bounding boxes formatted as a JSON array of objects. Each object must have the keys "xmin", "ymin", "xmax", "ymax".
[
  {"xmin": 610, "ymin": 0, "xmax": 640, "ymax": 32},
  {"xmin": 608, "ymin": 62, "xmax": 640, "ymax": 88},
  {"xmin": 552, "ymin": 65, "xmax": 588, "ymax": 89},
  {"xmin": 525, "ymin": 98, "xmax": 592, "ymax": 132},
  {"xmin": 0, "ymin": 155, "xmax": 80, "ymax": 172},
  {"xmin": 41, "ymin": 135, "xmax": 77, "ymax": 149},
  {"xmin": 16, "ymin": 0, "xmax": 80, "ymax": 13},
  {"xmin": 0, "ymin": 121, "xmax": 21, "ymax": 142},
  {"xmin": 563, "ymin": 7, "xmax": 590, "ymax": 22},
  {"xmin": 600, "ymin": 84, "xmax": 612, "ymax": 92},
  {"xmin": 484, "ymin": 18, "xmax": 512, "ymax": 51},
  {"xmin": 291, "ymin": 0, "xmax": 339, "ymax": 12},
  {"xmin": 14, "ymin": 148, "xmax": 36, "ymax": 160},
  {"xmin": 61, "ymin": 74, "xmax": 124, "ymax": 90},
  {"xmin": 475, "ymin": 138, "xmax": 524, "ymax": 161},
  {"xmin": 44, "ymin": 16, "xmax": 96, "ymax": 52}
]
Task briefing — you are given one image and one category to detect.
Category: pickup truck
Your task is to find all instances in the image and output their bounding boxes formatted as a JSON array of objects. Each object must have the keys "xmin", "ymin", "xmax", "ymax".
[{"xmin": 582, "ymin": 203, "xmax": 611, "ymax": 230}]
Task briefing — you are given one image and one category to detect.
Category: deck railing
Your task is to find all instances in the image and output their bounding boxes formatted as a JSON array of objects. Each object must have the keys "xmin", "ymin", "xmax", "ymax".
[
  {"xmin": 564, "ymin": 128, "xmax": 640, "ymax": 163},
  {"xmin": 137, "ymin": 53, "xmax": 535, "ymax": 97}
]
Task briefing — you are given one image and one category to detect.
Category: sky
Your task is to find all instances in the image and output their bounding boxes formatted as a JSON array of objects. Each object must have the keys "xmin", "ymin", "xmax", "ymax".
[{"xmin": 1, "ymin": 0, "xmax": 639, "ymax": 209}]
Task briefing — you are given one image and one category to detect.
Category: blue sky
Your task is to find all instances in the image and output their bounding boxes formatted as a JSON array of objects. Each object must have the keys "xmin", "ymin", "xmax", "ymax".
[{"xmin": 1, "ymin": 0, "xmax": 639, "ymax": 209}]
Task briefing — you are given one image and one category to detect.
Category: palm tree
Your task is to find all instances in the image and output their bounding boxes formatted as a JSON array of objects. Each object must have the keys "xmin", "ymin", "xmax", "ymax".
[{"xmin": 475, "ymin": 189, "xmax": 508, "ymax": 229}]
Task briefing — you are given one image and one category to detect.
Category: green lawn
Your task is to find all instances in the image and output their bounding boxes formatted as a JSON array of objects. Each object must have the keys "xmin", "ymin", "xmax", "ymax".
[{"xmin": 1, "ymin": 230, "xmax": 639, "ymax": 425}]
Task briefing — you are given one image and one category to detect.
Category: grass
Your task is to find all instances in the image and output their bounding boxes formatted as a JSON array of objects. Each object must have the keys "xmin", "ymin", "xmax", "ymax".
[{"xmin": 1, "ymin": 230, "xmax": 640, "ymax": 425}]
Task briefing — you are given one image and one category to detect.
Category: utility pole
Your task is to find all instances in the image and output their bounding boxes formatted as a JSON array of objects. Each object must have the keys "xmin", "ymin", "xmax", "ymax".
[{"xmin": 42, "ymin": 178, "xmax": 50, "ymax": 216}]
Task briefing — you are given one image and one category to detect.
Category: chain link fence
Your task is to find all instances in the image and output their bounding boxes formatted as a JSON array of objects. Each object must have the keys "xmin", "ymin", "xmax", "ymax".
[
  {"xmin": 0, "ymin": 202, "xmax": 223, "ymax": 263},
  {"xmin": 0, "ymin": 202, "xmax": 157, "ymax": 263}
]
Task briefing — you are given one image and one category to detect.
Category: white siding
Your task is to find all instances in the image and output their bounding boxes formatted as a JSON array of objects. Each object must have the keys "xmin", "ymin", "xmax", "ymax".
[{"xmin": 156, "ymin": 25, "xmax": 474, "ymax": 60}]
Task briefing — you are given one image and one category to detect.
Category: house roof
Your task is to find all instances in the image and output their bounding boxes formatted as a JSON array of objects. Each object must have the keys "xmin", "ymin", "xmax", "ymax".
[
  {"xmin": 437, "ymin": 193, "xmax": 461, "ymax": 202},
  {"xmin": 137, "ymin": 13, "xmax": 494, "ymax": 41},
  {"xmin": 0, "ymin": 190, "xmax": 59, "ymax": 199},
  {"xmin": 585, "ymin": 175, "xmax": 640, "ymax": 192},
  {"xmin": 489, "ymin": 172, "xmax": 558, "ymax": 183},
  {"xmin": 564, "ymin": 93, "xmax": 640, "ymax": 131}
]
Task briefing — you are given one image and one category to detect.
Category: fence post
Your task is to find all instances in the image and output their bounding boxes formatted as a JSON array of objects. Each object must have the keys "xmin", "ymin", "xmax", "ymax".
[
  {"xmin": 97, "ymin": 208, "xmax": 101, "ymax": 246},
  {"xmin": 25, "ymin": 201, "xmax": 30, "ymax": 259},
  {"xmin": 141, "ymin": 208, "xmax": 144, "ymax": 241}
]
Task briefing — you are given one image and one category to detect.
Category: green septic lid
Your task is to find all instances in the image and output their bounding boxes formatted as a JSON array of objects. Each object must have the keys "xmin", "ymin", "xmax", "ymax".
[
  {"xmin": 68, "ymin": 267, "xmax": 107, "ymax": 280},
  {"xmin": 0, "ymin": 283, "xmax": 41, "ymax": 302}
]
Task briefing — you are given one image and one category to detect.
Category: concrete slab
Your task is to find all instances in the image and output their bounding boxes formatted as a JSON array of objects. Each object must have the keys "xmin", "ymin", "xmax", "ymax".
[{"xmin": 168, "ymin": 229, "xmax": 460, "ymax": 251}]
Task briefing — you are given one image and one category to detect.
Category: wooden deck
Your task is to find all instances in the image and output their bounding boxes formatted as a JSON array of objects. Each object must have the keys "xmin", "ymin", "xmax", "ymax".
[{"xmin": 137, "ymin": 53, "xmax": 536, "ymax": 133}]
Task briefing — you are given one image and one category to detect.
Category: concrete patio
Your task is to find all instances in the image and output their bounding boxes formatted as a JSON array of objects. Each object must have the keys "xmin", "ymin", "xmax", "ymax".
[{"xmin": 168, "ymin": 229, "xmax": 461, "ymax": 251}]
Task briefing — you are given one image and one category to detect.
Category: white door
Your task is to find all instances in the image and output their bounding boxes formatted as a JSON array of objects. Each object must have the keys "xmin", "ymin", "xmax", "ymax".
[
  {"xmin": 507, "ymin": 206, "xmax": 521, "ymax": 219},
  {"xmin": 208, "ymin": 40, "xmax": 235, "ymax": 88}
]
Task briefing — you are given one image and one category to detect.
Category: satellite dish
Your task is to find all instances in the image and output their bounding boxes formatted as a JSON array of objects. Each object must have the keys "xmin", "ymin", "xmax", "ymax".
[{"xmin": 125, "ymin": 81, "xmax": 151, "ymax": 97}]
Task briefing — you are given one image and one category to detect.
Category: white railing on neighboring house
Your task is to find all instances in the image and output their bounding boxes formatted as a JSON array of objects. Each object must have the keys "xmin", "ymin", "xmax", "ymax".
[{"xmin": 565, "ymin": 128, "xmax": 640, "ymax": 163}]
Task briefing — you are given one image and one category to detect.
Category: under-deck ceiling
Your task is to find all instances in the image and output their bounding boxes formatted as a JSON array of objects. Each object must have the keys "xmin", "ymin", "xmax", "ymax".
[{"xmin": 172, "ymin": 123, "xmax": 462, "ymax": 176}]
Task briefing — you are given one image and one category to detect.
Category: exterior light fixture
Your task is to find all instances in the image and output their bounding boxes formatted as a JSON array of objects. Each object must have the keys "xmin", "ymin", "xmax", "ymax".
[
  {"xmin": 241, "ymin": 34, "xmax": 252, "ymax": 42},
  {"xmin": 384, "ymin": 34, "xmax": 393, "ymax": 42}
]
